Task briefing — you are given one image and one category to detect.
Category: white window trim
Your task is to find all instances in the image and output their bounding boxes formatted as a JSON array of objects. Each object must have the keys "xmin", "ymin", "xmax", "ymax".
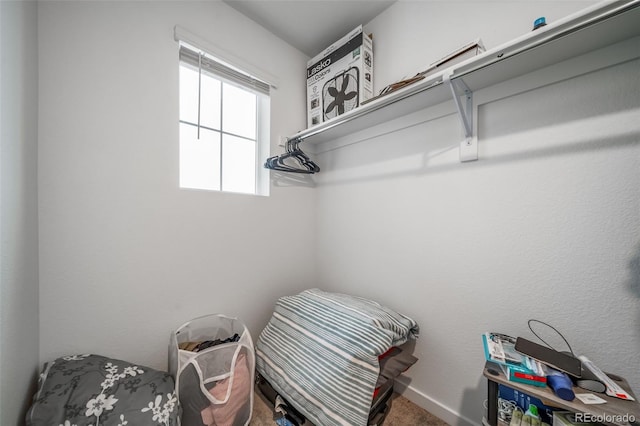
[{"xmin": 176, "ymin": 26, "xmax": 273, "ymax": 196}]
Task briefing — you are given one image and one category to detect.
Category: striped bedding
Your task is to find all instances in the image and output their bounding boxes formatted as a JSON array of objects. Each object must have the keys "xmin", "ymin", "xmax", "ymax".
[{"xmin": 255, "ymin": 288, "xmax": 419, "ymax": 426}]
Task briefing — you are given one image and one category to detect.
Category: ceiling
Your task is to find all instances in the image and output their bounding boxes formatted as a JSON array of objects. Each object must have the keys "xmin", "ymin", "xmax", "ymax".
[{"xmin": 223, "ymin": 0, "xmax": 396, "ymax": 57}]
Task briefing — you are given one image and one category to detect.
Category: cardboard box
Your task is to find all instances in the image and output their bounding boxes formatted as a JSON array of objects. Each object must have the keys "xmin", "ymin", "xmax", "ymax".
[
  {"xmin": 421, "ymin": 39, "xmax": 485, "ymax": 79},
  {"xmin": 366, "ymin": 39, "xmax": 484, "ymax": 105},
  {"xmin": 306, "ymin": 25, "xmax": 373, "ymax": 128}
]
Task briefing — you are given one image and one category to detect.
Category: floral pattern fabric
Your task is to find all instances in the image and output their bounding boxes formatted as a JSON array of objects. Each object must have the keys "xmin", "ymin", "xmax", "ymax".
[{"xmin": 26, "ymin": 354, "xmax": 179, "ymax": 426}]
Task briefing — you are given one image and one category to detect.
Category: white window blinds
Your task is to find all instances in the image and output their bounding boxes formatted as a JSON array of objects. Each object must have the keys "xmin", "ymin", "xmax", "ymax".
[{"xmin": 178, "ymin": 45, "xmax": 270, "ymax": 96}]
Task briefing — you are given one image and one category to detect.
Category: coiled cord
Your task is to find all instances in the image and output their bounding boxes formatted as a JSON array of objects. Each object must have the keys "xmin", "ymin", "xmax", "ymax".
[{"xmin": 498, "ymin": 398, "xmax": 519, "ymax": 422}]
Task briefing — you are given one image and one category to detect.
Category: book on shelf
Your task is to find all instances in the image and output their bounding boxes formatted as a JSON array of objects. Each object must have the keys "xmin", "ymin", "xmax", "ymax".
[{"xmin": 482, "ymin": 332, "xmax": 547, "ymax": 387}]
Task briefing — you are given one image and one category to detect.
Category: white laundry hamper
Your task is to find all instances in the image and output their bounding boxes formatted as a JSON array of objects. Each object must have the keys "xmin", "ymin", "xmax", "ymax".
[{"xmin": 169, "ymin": 314, "xmax": 255, "ymax": 426}]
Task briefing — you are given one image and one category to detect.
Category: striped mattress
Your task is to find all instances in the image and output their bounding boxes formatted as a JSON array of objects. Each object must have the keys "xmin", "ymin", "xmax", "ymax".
[{"xmin": 255, "ymin": 288, "xmax": 419, "ymax": 426}]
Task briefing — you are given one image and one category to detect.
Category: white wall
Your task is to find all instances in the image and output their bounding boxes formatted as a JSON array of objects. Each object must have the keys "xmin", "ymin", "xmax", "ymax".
[
  {"xmin": 38, "ymin": 1, "xmax": 315, "ymax": 370},
  {"xmin": 368, "ymin": 1, "xmax": 598, "ymax": 94},
  {"xmin": 34, "ymin": 2, "xmax": 640, "ymax": 425},
  {"xmin": 0, "ymin": 0, "xmax": 40, "ymax": 423},
  {"xmin": 315, "ymin": 2, "xmax": 640, "ymax": 424}
]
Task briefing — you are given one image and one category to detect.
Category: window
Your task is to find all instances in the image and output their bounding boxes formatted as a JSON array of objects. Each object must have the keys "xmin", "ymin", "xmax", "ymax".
[{"xmin": 179, "ymin": 44, "xmax": 270, "ymax": 195}]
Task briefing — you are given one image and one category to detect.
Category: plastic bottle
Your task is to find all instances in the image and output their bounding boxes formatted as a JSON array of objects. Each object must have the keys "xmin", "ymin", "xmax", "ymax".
[
  {"xmin": 510, "ymin": 408, "xmax": 523, "ymax": 426},
  {"xmin": 546, "ymin": 369, "xmax": 576, "ymax": 401},
  {"xmin": 524, "ymin": 404, "xmax": 541, "ymax": 426}
]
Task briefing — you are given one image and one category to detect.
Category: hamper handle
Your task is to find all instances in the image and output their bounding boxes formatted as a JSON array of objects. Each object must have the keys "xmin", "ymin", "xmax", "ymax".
[{"xmin": 191, "ymin": 344, "xmax": 242, "ymax": 405}]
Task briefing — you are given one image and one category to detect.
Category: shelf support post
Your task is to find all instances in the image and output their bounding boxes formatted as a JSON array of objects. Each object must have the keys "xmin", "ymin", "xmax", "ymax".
[{"xmin": 444, "ymin": 71, "xmax": 478, "ymax": 162}]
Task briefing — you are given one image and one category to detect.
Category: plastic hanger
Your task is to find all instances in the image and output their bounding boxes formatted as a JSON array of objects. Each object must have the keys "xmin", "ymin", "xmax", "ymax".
[{"xmin": 264, "ymin": 138, "xmax": 320, "ymax": 174}]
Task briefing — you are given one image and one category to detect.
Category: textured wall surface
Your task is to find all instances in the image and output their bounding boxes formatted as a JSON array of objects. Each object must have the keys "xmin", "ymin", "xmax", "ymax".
[
  {"xmin": 0, "ymin": 1, "xmax": 40, "ymax": 423},
  {"xmin": 32, "ymin": 2, "xmax": 640, "ymax": 426},
  {"xmin": 38, "ymin": 1, "xmax": 316, "ymax": 370},
  {"xmin": 315, "ymin": 2, "xmax": 639, "ymax": 424}
]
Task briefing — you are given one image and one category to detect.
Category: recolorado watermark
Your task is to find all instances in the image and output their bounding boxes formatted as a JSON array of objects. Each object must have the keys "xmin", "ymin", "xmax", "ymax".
[{"xmin": 574, "ymin": 412, "xmax": 636, "ymax": 424}]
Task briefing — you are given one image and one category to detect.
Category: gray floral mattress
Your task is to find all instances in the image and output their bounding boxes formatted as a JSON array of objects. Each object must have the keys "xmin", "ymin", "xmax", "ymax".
[{"xmin": 26, "ymin": 354, "xmax": 179, "ymax": 426}]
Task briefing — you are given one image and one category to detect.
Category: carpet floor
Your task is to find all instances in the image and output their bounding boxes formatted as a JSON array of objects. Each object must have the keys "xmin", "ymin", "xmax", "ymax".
[{"xmin": 249, "ymin": 389, "xmax": 448, "ymax": 426}]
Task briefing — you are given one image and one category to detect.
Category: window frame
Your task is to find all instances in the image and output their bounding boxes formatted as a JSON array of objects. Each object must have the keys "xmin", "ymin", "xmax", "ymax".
[{"xmin": 178, "ymin": 42, "xmax": 271, "ymax": 196}]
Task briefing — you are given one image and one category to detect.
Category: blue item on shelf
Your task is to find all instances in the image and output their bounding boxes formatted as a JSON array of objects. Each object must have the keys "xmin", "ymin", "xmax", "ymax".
[
  {"xmin": 533, "ymin": 17, "xmax": 547, "ymax": 30},
  {"xmin": 547, "ymin": 369, "xmax": 576, "ymax": 401}
]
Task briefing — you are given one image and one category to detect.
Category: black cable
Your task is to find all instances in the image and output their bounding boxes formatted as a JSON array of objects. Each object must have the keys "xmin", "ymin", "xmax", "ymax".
[{"xmin": 527, "ymin": 319, "xmax": 575, "ymax": 356}]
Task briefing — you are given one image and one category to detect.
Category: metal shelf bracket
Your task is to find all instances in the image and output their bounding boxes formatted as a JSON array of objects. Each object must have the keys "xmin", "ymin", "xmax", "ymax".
[{"xmin": 444, "ymin": 71, "xmax": 478, "ymax": 162}]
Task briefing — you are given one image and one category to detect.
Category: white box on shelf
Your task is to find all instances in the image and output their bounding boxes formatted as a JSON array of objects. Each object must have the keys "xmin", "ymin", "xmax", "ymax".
[{"xmin": 306, "ymin": 25, "xmax": 373, "ymax": 128}]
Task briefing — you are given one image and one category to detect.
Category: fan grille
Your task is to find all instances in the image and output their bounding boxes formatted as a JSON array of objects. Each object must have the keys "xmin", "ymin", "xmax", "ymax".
[{"xmin": 322, "ymin": 67, "xmax": 360, "ymax": 121}]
